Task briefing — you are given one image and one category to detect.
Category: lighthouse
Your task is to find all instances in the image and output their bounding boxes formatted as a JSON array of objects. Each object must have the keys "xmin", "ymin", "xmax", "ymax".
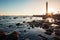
[
  {"xmin": 46, "ymin": 1, "xmax": 53, "ymax": 17},
  {"xmin": 46, "ymin": 1, "xmax": 48, "ymax": 16}
]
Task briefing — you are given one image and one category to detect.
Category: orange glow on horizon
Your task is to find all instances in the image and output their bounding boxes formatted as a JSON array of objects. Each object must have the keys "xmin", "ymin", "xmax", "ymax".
[{"xmin": 48, "ymin": 7, "xmax": 57, "ymax": 14}]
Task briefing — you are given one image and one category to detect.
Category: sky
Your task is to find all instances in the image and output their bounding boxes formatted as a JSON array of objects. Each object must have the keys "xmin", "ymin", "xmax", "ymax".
[{"xmin": 0, "ymin": 0, "xmax": 60, "ymax": 16}]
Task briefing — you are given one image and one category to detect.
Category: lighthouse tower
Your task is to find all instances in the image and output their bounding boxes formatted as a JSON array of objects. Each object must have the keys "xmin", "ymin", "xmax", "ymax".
[
  {"xmin": 46, "ymin": 1, "xmax": 53, "ymax": 17},
  {"xmin": 46, "ymin": 1, "xmax": 48, "ymax": 16}
]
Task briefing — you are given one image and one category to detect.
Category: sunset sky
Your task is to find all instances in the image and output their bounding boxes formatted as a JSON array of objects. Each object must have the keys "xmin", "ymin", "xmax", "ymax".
[{"xmin": 0, "ymin": 0, "xmax": 60, "ymax": 16}]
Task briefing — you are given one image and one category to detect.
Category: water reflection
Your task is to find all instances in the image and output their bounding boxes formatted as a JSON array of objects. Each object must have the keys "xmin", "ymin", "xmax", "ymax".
[
  {"xmin": 31, "ymin": 17, "xmax": 43, "ymax": 20},
  {"xmin": 50, "ymin": 24, "xmax": 59, "ymax": 29},
  {"xmin": 51, "ymin": 24, "xmax": 58, "ymax": 27},
  {"xmin": 45, "ymin": 18, "xmax": 55, "ymax": 23},
  {"xmin": 25, "ymin": 17, "xmax": 43, "ymax": 22}
]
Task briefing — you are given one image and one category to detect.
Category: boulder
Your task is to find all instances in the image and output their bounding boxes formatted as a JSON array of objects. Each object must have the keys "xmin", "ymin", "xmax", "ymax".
[
  {"xmin": 55, "ymin": 30, "xmax": 60, "ymax": 36},
  {"xmin": 0, "ymin": 30, "xmax": 6, "ymax": 40},
  {"xmin": 53, "ymin": 37, "xmax": 60, "ymax": 40},
  {"xmin": 16, "ymin": 23, "xmax": 23, "ymax": 26},
  {"xmin": 6, "ymin": 31, "xmax": 18, "ymax": 40},
  {"xmin": 45, "ymin": 29, "xmax": 53, "ymax": 35}
]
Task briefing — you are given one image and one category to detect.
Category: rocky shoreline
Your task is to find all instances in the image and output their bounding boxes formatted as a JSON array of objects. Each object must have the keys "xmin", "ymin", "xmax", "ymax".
[{"xmin": 0, "ymin": 16, "xmax": 60, "ymax": 40}]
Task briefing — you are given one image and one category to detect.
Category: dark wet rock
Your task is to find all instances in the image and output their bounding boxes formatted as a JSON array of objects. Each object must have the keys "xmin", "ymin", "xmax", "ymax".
[
  {"xmin": 23, "ymin": 21, "xmax": 25, "ymax": 23},
  {"xmin": 27, "ymin": 22, "xmax": 30, "ymax": 23},
  {"xmin": 0, "ymin": 30, "xmax": 6, "ymax": 40},
  {"xmin": 57, "ymin": 21, "xmax": 60, "ymax": 24},
  {"xmin": 16, "ymin": 23, "xmax": 23, "ymax": 26},
  {"xmin": 45, "ymin": 31, "xmax": 52, "ymax": 35},
  {"xmin": 28, "ymin": 22, "xmax": 34, "ymax": 28},
  {"xmin": 31, "ymin": 26, "xmax": 34, "ymax": 28},
  {"xmin": 53, "ymin": 37, "xmax": 60, "ymax": 40},
  {"xmin": 30, "ymin": 25, "xmax": 34, "ymax": 28},
  {"xmin": 29, "ymin": 23, "xmax": 33, "ymax": 27},
  {"xmin": 54, "ymin": 26, "xmax": 60, "ymax": 29},
  {"xmin": 55, "ymin": 30, "xmax": 60, "ymax": 36},
  {"xmin": 28, "ymin": 27, "xmax": 30, "ymax": 29},
  {"xmin": 35, "ymin": 24, "xmax": 40, "ymax": 27},
  {"xmin": 32, "ymin": 20, "xmax": 36, "ymax": 22},
  {"xmin": 3, "ymin": 17, "xmax": 5, "ymax": 19},
  {"xmin": 42, "ymin": 24, "xmax": 49, "ymax": 29},
  {"xmin": 45, "ymin": 29, "xmax": 53, "ymax": 35},
  {"xmin": 28, "ymin": 20, "xmax": 43, "ymax": 28},
  {"xmin": 13, "ymin": 17, "xmax": 18, "ymax": 19},
  {"xmin": 8, "ymin": 25, "xmax": 13, "ymax": 28},
  {"xmin": 24, "ymin": 30, "xmax": 26, "ymax": 32},
  {"xmin": 38, "ymin": 34, "xmax": 48, "ymax": 40},
  {"xmin": 6, "ymin": 31, "xmax": 18, "ymax": 40}
]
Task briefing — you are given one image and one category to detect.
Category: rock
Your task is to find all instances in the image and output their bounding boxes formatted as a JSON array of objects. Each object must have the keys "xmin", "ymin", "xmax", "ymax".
[
  {"xmin": 0, "ymin": 30, "xmax": 6, "ymax": 40},
  {"xmin": 16, "ymin": 23, "xmax": 23, "ymax": 26},
  {"xmin": 42, "ymin": 24, "xmax": 49, "ymax": 29},
  {"xmin": 28, "ymin": 27, "xmax": 30, "ymax": 29},
  {"xmin": 45, "ymin": 29, "xmax": 53, "ymax": 35},
  {"xmin": 3, "ymin": 17, "xmax": 5, "ymax": 19},
  {"xmin": 32, "ymin": 20, "xmax": 36, "ymax": 23},
  {"xmin": 27, "ymin": 20, "xmax": 43, "ymax": 28},
  {"xmin": 35, "ymin": 24, "xmax": 39, "ymax": 27},
  {"xmin": 29, "ymin": 23, "xmax": 34, "ymax": 28},
  {"xmin": 31, "ymin": 25, "xmax": 34, "ymax": 28},
  {"xmin": 55, "ymin": 26, "xmax": 60, "ymax": 29},
  {"xmin": 55, "ymin": 30, "xmax": 60, "ymax": 36},
  {"xmin": 38, "ymin": 34, "xmax": 48, "ymax": 40},
  {"xmin": 8, "ymin": 25, "xmax": 12, "ymax": 28},
  {"xmin": 45, "ymin": 32, "xmax": 52, "ymax": 35},
  {"xmin": 53, "ymin": 37, "xmax": 60, "ymax": 40},
  {"xmin": 6, "ymin": 31, "xmax": 18, "ymax": 40},
  {"xmin": 24, "ymin": 30, "xmax": 26, "ymax": 32},
  {"xmin": 13, "ymin": 17, "xmax": 18, "ymax": 19},
  {"xmin": 23, "ymin": 21, "xmax": 25, "ymax": 23}
]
